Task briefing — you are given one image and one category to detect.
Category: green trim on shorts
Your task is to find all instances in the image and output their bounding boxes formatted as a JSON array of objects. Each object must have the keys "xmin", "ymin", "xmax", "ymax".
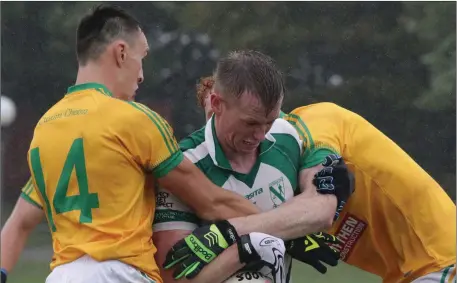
[
  {"xmin": 440, "ymin": 266, "xmax": 452, "ymax": 283},
  {"xmin": 140, "ymin": 271, "xmax": 156, "ymax": 283}
]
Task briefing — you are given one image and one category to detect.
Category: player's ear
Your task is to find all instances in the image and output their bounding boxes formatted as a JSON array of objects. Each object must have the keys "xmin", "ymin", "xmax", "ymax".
[
  {"xmin": 113, "ymin": 40, "xmax": 127, "ymax": 67},
  {"xmin": 210, "ymin": 92, "xmax": 222, "ymax": 115}
]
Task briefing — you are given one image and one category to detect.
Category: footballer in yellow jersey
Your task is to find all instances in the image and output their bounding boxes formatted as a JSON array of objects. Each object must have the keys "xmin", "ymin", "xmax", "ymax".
[
  {"xmin": 2, "ymin": 6, "xmax": 260, "ymax": 283},
  {"xmin": 28, "ymin": 83, "xmax": 180, "ymax": 282},
  {"xmin": 286, "ymin": 102, "xmax": 456, "ymax": 283}
]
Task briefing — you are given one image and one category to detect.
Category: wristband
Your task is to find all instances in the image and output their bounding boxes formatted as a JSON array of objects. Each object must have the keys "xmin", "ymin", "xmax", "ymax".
[
  {"xmin": 214, "ymin": 220, "xmax": 240, "ymax": 245},
  {"xmin": 1, "ymin": 268, "xmax": 7, "ymax": 283},
  {"xmin": 237, "ymin": 234, "xmax": 261, "ymax": 264}
]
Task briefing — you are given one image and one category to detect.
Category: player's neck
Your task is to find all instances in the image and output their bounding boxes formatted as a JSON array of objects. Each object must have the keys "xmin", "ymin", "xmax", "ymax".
[
  {"xmin": 219, "ymin": 140, "xmax": 258, "ymax": 174},
  {"xmin": 75, "ymin": 63, "xmax": 116, "ymax": 95}
]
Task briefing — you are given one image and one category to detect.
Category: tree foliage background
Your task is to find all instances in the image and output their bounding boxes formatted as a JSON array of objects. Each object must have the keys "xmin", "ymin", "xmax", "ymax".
[{"xmin": 2, "ymin": 2, "xmax": 455, "ymax": 203}]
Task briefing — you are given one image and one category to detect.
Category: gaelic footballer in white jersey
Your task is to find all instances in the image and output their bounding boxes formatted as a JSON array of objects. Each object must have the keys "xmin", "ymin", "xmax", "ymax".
[{"xmin": 154, "ymin": 116, "xmax": 303, "ymax": 282}]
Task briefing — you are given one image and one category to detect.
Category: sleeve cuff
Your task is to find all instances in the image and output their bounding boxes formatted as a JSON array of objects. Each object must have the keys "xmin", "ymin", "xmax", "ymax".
[
  {"xmin": 20, "ymin": 192, "xmax": 43, "ymax": 209},
  {"xmin": 153, "ymin": 151, "xmax": 184, "ymax": 178},
  {"xmin": 300, "ymin": 148, "xmax": 338, "ymax": 170}
]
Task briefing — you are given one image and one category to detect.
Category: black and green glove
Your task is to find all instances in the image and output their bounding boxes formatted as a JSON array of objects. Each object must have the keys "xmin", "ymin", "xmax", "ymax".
[
  {"xmin": 163, "ymin": 220, "xmax": 240, "ymax": 279},
  {"xmin": 313, "ymin": 154, "xmax": 355, "ymax": 221},
  {"xmin": 286, "ymin": 232, "xmax": 341, "ymax": 274}
]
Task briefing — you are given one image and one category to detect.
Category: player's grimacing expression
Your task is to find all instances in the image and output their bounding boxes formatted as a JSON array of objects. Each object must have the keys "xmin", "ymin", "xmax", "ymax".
[
  {"xmin": 113, "ymin": 29, "xmax": 149, "ymax": 101},
  {"xmin": 212, "ymin": 91, "xmax": 281, "ymax": 154}
]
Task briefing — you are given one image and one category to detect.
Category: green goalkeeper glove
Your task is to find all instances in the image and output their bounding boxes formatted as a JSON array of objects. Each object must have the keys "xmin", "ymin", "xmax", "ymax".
[
  {"xmin": 286, "ymin": 232, "xmax": 341, "ymax": 274},
  {"xmin": 163, "ymin": 220, "xmax": 240, "ymax": 279}
]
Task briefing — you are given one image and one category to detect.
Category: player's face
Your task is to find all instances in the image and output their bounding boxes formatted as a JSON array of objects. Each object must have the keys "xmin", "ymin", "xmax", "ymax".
[
  {"xmin": 117, "ymin": 30, "xmax": 149, "ymax": 101},
  {"xmin": 213, "ymin": 91, "xmax": 281, "ymax": 154}
]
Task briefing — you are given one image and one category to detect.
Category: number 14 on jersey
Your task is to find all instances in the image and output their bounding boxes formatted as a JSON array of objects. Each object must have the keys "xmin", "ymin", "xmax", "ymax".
[{"xmin": 29, "ymin": 138, "xmax": 99, "ymax": 232}]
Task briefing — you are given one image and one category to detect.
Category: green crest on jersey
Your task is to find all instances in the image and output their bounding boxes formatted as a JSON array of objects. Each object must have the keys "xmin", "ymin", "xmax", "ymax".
[{"xmin": 269, "ymin": 176, "xmax": 286, "ymax": 208}]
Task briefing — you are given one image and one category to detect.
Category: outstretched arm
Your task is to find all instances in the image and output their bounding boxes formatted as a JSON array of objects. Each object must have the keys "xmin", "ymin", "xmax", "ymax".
[
  {"xmin": 229, "ymin": 165, "xmax": 337, "ymax": 240},
  {"xmin": 1, "ymin": 198, "xmax": 45, "ymax": 274},
  {"xmin": 158, "ymin": 157, "xmax": 261, "ymax": 221}
]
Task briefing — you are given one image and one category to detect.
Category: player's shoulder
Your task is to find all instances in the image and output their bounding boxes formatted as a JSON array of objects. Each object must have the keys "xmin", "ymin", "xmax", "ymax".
[
  {"xmin": 270, "ymin": 118, "xmax": 301, "ymax": 146},
  {"xmin": 290, "ymin": 102, "xmax": 356, "ymax": 121},
  {"xmin": 113, "ymin": 100, "xmax": 172, "ymax": 130},
  {"xmin": 179, "ymin": 125, "xmax": 207, "ymax": 152}
]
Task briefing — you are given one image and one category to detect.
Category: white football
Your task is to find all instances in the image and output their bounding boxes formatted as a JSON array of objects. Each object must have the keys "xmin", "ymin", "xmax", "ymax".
[
  {"xmin": 1, "ymin": 95, "xmax": 17, "ymax": 127},
  {"xmin": 224, "ymin": 271, "xmax": 272, "ymax": 283}
]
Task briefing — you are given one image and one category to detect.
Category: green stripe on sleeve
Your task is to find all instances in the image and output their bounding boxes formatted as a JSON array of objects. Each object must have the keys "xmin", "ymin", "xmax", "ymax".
[
  {"xmin": 22, "ymin": 179, "xmax": 33, "ymax": 195},
  {"xmin": 127, "ymin": 102, "xmax": 175, "ymax": 154},
  {"xmin": 20, "ymin": 192, "xmax": 43, "ymax": 209},
  {"xmin": 287, "ymin": 113, "xmax": 314, "ymax": 148},
  {"xmin": 137, "ymin": 104, "xmax": 179, "ymax": 152},
  {"xmin": 153, "ymin": 150, "xmax": 184, "ymax": 178}
]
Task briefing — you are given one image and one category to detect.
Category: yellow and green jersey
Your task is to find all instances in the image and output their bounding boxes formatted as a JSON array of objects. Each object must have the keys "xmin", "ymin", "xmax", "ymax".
[
  {"xmin": 287, "ymin": 103, "xmax": 456, "ymax": 283},
  {"xmin": 26, "ymin": 83, "xmax": 183, "ymax": 282},
  {"xmin": 21, "ymin": 177, "xmax": 41, "ymax": 208}
]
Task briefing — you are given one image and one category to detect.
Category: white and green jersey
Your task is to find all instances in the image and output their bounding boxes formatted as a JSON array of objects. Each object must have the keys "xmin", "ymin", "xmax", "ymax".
[{"xmin": 153, "ymin": 116, "xmax": 303, "ymax": 282}]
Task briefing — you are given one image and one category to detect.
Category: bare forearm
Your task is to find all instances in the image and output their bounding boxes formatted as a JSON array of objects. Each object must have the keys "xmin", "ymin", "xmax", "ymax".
[
  {"xmin": 159, "ymin": 158, "xmax": 260, "ymax": 221},
  {"xmin": 229, "ymin": 193, "xmax": 337, "ymax": 240},
  {"xmin": 201, "ymin": 189, "xmax": 261, "ymax": 221},
  {"xmin": 0, "ymin": 222, "xmax": 31, "ymax": 272},
  {"xmin": 1, "ymin": 198, "xmax": 44, "ymax": 273},
  {"xmin": 229, "ymin": 164, "xmax": 336, "ymax": 240}
]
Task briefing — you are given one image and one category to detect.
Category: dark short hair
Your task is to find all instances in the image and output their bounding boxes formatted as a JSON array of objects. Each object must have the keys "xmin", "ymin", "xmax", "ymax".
[
  {"xmin": 76, "ymin": 4, "xmax": 141, "ymax": 65},
  {"xmin": 213, "ymin": 50, "xmax": 285, "ymax": 113}
]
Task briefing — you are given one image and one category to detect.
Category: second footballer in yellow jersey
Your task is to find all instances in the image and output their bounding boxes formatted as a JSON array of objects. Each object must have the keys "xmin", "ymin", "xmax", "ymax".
[
  {"xmin": 194, "ymin": 76, "xmax": 455, "ymax": 283},
  {"xmin": 287, "ymin": 103, "xmax": 456, "ymax": 283}
]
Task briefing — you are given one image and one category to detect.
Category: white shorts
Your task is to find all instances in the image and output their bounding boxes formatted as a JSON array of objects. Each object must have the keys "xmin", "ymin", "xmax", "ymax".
[
  {"xmin": 45, "ymin": 255, "xmax": 157, "ymax": 283},
  {"xmin": 412, "ymin": 265, "xmax": 456, "ymax": 283}
]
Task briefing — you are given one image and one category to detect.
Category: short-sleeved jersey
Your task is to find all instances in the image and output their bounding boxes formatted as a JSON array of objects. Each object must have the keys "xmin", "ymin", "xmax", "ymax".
[
  {"xmin": 21, "ymin": 177, "xmax": 43, "ymax": 208},
  {"xmin": 27, "ymin": 83, "xmax": 183, "ymax": 282},
  {"xmin": 153, "ymin": 116, "xmax": 303, "ymax": 282},
  {"xmin": 287, "ymin": 103, "xmax": 456, "ymax": 283}
]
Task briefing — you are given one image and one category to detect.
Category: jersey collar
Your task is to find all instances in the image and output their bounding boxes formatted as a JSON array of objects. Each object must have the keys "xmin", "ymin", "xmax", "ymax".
[
  {"xmin": 204, "ymin": 116, "xmax": 276, "ymax": 170},
  {"xmin": 66, "ymin": 83, "xmax": 113, "ymax": 97}
]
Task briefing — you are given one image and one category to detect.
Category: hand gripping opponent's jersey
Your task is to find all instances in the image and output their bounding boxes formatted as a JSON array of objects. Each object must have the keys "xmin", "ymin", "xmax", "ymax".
[
  {"xmin": 26, "ymin": 83, "xmax": 183, "ymax": 283},
  {"xmin": 153, "ymin": 116, "xmax": 303, "ymax": 282},
  {"xmin": 287, "ymin": 102, "xmax": 456, "ymax": 283}
]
